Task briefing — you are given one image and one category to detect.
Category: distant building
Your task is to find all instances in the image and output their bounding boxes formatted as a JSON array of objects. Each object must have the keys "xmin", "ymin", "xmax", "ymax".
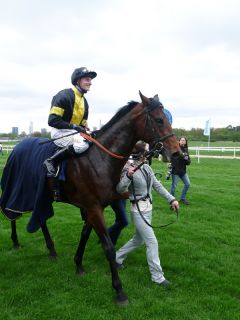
[
  {"xmin": 41, "ymin": 128, "xmax": 47, "ymax": 134},
  {"xmin": 12, "ymin": 127, "xmax": 19, "ymax": 135},
  {"xmin": 226, "ymin": 125, "xmax": 240, "ymax": 131},
  {"xmin": 29, "ymin": 121, "xmax": 33, "ymax": 134}
]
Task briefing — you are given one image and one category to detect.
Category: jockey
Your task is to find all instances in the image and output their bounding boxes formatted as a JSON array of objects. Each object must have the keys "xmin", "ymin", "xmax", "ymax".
[{"xmin": 44, "ymin": 67, "xmax": 97, "ymax": 201}]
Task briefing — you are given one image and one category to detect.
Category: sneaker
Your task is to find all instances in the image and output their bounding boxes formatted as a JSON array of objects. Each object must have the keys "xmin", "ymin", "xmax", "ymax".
[
  {"xmin": 116, "ymin": 262, "xmax": 124, "ymax": 269},
  {"xmin": 180, "ymin": 199, "xmax": 189, "ymax": 205},
  {"xmin": 159, "ymin": 279, "xmax": 171, "ymax": 287}
]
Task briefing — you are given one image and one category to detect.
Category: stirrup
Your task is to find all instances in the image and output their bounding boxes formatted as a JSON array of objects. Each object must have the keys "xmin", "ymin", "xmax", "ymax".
[
  {"xmin": 44, "ymin": 160, "xmax": 60, "ymax": 178},
  {"xmin": 53, "ymin": 189, "xmax": 62, "ymax": 202}
]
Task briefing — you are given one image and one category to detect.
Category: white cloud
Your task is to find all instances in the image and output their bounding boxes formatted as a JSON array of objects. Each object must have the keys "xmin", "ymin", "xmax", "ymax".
[{"xmin": 0, "ymin": 0, "xmax": 240, "ymax": 133}]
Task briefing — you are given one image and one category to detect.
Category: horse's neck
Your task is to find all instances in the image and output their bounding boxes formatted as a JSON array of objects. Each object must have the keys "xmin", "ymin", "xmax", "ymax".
[{"xmin": 98, "ymin": 123, "xmax": 136, "ymax": 160}]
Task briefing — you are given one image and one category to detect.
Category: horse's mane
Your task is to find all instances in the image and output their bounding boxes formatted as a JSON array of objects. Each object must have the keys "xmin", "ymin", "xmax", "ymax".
[{"xmin": 93, "ymin": 101, "xmax": 139, "ymax": 137}]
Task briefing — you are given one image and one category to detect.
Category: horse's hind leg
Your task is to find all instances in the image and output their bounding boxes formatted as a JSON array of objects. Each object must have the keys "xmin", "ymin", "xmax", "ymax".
[
  {"xmin": 41, "ymin": 222, "xmax": 57, "ymax": 258},
  {"xmin": 74, "ymin": 221, "xmax": 92, "ymax": 275},
  {"xmin": 11, "ymin": 220, "xmax": 20, "ymax": 249}
]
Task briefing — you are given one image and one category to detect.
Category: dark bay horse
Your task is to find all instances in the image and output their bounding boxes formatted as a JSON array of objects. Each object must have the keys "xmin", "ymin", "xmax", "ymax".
[{"xmin": 1, "ymin": 91, "xmax": 181, "ymax": 304}]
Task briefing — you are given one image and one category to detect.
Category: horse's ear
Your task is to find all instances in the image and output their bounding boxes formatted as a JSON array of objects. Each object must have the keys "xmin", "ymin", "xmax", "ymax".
[
  {"xmin": 153, "ymin": 94, "xmax": 159, "ymax": 102},
  {"xmin": 139, "ymin": 91, "xmax": 149, "ymax": 105}
]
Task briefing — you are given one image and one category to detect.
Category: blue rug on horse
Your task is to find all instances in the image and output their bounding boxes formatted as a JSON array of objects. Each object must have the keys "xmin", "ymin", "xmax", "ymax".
[{"xmin": 0, "ymin": 137, "xmax": 58, "ymax": 233}]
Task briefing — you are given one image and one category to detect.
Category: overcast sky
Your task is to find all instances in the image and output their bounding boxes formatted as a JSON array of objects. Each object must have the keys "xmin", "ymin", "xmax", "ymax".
[{"xmin": 1, "ymin": 0, "xmax": 240, "ymax": 133}]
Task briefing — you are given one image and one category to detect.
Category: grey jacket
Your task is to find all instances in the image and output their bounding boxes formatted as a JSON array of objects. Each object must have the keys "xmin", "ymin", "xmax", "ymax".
[{"xmin": 116, "ymin": 163, "xmax": 175, "ymax": 204}]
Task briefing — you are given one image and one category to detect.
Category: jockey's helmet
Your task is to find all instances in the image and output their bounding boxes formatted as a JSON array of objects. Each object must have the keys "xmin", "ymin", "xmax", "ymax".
[{"xmin": 71, "ymin": 67, "xmax": 97, "ymax": 85}]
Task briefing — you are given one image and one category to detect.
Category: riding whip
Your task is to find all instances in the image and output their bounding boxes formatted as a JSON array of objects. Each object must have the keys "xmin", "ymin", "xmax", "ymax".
[{"xmin": 39, "ymin": 131, "xmax": 84, "ymax": 145}]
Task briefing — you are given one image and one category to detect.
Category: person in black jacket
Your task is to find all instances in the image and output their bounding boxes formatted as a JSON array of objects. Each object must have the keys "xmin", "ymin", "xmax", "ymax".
[
  {"xmin": 170, "ymin": 137, "xmax": 191, "ymax": 205},
  {"xmin": 43, "ymin": 67, "xmax": 97, "ymax": 200}
]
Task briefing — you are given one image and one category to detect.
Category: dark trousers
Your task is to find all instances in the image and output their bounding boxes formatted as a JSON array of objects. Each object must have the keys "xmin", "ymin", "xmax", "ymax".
[
  {"xmin": 108, "ymin": 199, "xmax": 129, "ymax": 245},
  {"xmin": 80, "ymin": 199, "xmax": 129, "ymax": 246}
]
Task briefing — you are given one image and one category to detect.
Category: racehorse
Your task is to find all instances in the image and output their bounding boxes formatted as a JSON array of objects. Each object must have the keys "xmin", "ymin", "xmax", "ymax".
[{"xmin": 1, "ymin": 91, "xmax": 181, "ymax": 305}]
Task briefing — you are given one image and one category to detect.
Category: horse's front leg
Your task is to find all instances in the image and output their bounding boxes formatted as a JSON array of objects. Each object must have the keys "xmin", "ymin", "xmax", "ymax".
[
  {"xmin": 90, "ymin": 210, "xmax": 129, "ymax": 305},
  {"xmin": 11, "ymin": 220, "xmax": 20, "ymax": 249},
  {"xmin": 74, "ymin": 221, "xmax": 92, "ymax": 275},
  {"xmin": 41, "ymin": 222, "xmax": 57, "ymax": 258}
]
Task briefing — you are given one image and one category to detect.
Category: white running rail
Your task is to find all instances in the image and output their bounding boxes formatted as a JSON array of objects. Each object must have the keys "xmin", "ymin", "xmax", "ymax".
[{"xmin": 188, "ymin": 147, "xmax": 240, "ymax": 163}]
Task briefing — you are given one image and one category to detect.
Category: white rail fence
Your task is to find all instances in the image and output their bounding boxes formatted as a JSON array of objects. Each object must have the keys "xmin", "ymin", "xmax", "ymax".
[
  {"xmin": 2, "ymin": 145, "xmax": 240, "ymax": 162},
  {"xmin": 1, "ymin": 145, "xmax": 15, "ymax": 153},
  {"xmin": 188, "ymin": 147, "xmax": 240, "ymax": 163}
]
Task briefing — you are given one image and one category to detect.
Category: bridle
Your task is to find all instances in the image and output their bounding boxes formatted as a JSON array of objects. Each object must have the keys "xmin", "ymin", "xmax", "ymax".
[
  {"xmin": 143, "ymin": 98, "xmax": 175, "ymax": 145},
  {"xmin": 129, "ymin": 99, "xmax": 179, "ymax": 228},
  {"xmin": 39, "ymin": 98, "xmax": 175, "ymax": 159},
  {"xmin": 39, "ymin": 97, "xmax": 179, "ymax": 228},
  {"xmin": 82, "ymin": 98, "xmax": 175, "ymax": 160},
  {"xmin": 85, "ymin": 99, "xmax": 179, "ymax": 228}
]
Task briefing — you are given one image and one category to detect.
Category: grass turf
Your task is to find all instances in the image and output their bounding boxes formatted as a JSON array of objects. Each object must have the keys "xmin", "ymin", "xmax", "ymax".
[{"xmin": 0, "ymin": 153, "xmax": 239, "ymax": 319}]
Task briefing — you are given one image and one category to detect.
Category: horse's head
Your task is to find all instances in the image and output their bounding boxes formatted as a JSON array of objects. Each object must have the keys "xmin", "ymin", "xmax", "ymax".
[
  {"xmin": 93, "ymin": 92, "xmax": 181, "ymax": 163},
  {"xmin": 135, "ymin": 91, "xmax": 181, "ymax": 161}
]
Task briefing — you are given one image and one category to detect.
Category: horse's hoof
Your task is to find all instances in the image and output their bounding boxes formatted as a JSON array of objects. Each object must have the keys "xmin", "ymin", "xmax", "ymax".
[
  {"xmin": 13, "ymin": 243, "xmax": 20, "ymax": 250},
  {"xmin": 116, "ymin": 298, "xmax": 129, "ymax": 306},
  {"xmin": 48, "ymin": 252, "xmax": 57, "ymax": 260},
  {"xmin": 116, "ymin": 293, "xmax": 129, "ymax": 306},
  {"xmin": 76, "ymin": 266, "xmax": 85, "ymax": 276}
]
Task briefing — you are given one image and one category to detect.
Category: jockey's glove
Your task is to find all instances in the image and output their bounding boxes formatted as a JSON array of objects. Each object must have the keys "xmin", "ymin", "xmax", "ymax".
[
  {"xmin": 72, "ymin": 125, "xmax": 86, "ymax": 133},
  {"xmin": 91, "ymin": 132, "xmax": 97, "ymax": 139}
]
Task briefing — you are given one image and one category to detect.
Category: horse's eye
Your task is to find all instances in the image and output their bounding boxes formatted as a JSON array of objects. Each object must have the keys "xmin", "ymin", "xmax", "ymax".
[{"xmin": 156, "ymin": 118, "xmax": 163, "ymax": 125}]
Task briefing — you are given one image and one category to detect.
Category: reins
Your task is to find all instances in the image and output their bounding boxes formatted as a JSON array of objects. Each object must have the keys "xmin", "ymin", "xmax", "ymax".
[
  {"xmin": 125, "ymin": 143, "xmax": 179, "ymax": 229},
  {"xmin": 81, "ymin": 97, "xmax": 176, "ymax": 160},
  {"xmin": 39, "ymin": 98, "xmax": 179, "ymax": 228},
  {"xmin": 39, "ymin": 98, "xmax": 175, "ymax": 161},
  {"xmin": 39, "ymin": 131, "xmax": 80, "ymax": 145},
  {"xmin": 80, "ymin": 133, "xmax": 127, "ymax": 160},
  {"xmin": 81, "ymin": 132, "xmax": 173, "ymax": 163},
  {"xmin": 39, "ymin": 131, "xmax": 128, "ymax": 160},
  {"xmin": 85, "ymin": 133, "xmax": 180, "ymax": 228},
  {"xmin": 131, "ymin": 168, "xmax": 179, "ymax": 229}
]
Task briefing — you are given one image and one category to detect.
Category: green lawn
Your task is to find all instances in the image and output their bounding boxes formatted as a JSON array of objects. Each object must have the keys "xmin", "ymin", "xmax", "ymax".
[{"xmin": 0, "ymin": 153, "xmax": 239, "ymax": 320}]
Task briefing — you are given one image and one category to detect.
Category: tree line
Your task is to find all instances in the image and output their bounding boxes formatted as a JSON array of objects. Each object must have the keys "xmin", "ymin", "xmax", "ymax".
[
  {"xmin": 1, "ymin": 126, "xmax": 240, "ymax": 142},
  {"xmin": 169, "ymin": 126, "xmax": 240, "ymax": 142}
]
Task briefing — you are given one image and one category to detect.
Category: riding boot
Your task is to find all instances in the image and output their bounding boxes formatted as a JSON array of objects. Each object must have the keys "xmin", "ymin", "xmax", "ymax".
[
  {"xmin": 48, "ymin": 177, "xmax": 62, "ymax": 202},
  {"xmin": 44, "ymin": 146, "xmax": 75, "ymax": 201},
  {"xmin": 44, "ymin": 147, "xmax": 75, "ymax": 177}
]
